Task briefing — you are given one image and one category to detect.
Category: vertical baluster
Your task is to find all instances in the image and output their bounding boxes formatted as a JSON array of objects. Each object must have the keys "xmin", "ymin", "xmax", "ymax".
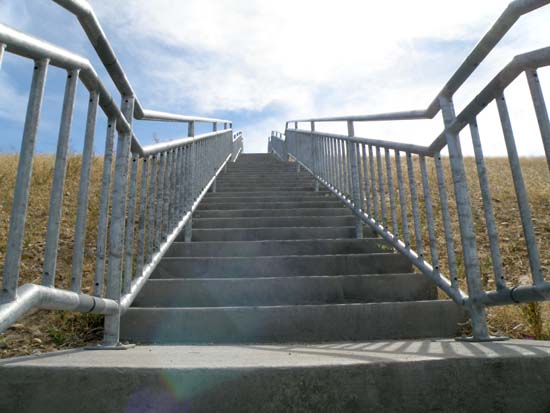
[
  {"xmin": 395, "ymin": 151, "xmax": 411, "ymax": 248},
  {"xmin": 122, "ymin": 154, "xmax": 139, "ymax": 295},
  {"xmin": 376, "ymin": 147, "xmax": 388, "ymax": 230},
  {"xmin": 167, "ymin": 149, "xmax": 176, "ymax": 228},
  {"xmin": 496, "ymin": 91, "xmax": 543, "ymax": 285},
  {"xmin": 42, "ymin": 69, "xmax": 79, "ymax": 288},
  {"xmin": 146, "ymin": 156, "xmax": 158, "ymax": 263},
  {"xmin": 175, "ymin": 147, "xmax": 184, "ymax": 223},
  {"xmin": 362, "ymin": 144, "xmax": 372, "ymax": 218},
  {"xmin": 70, "ymin": 90, "xmax": 99, "ymax": 293},
  {"xmin": 0, "ymin": 43, "xmax": 5, "ymax": 70},
  {"xmin": 93, "ymin": 119, "xmax": 116, "ymax": 296},
  {"xmin": 439, "ymin": 95, "xmax": 488, "ymax": 340},
  {"xmin": 325, "ymin": 136, "xmax": 331, "ymax": 186},
  {"xmin": 162, "ymin": 150, "xmax": 173, "ymax": 241},
  {"xmin": 355, "ymin": 142, "xmax": 364, "ymax": 212},
  {"xmin": 155, "ymin": 152, "xmax": 166, "ymax": 249},
  {"xmin": 347, "ymin": 121, "xmax": 363, "ymax": 239},
  {"xmin": 2, "ymin": 59, "xmax": 49, "ymax": 300},
  {"xmin": 434, "ymin": 154, "xmax": 459, "ymax": 289},
  {"xmin": 368, "ymin": 145, "xmax": 379, "ymax": 222},
  {"xmin": 420, "ymin": 156, "xmax": 440, "ymax": 274},
  {"xmin": 406, "ymin": 153, "xmax": 424, "ymax": 257},
  {"xmin": 185, "ymin": 122, "xmax": 195, "ymax": 242},
  {"xmin": 334, "ymin": 138, "xmax": 341, "ymax": 192},
  {"xmin": 469, "ymin": 121, "xmax": 506, "ymax": 290},
  {"xmin": 343, "ymin": 139, "xmax": 350, "ymax": 196},
  {"xmin": 385, "ymin": 149, "xmax": 398, "ymax": 237},
  {"xmin": 170, "ymin": 148, "xmax": 179, "ymax": 228},
  {"xmin": 135, "ymin": 157, "xmax": 149, "ymax": 282},
  {"xmin": 184, "ymin": 122, "xmax": 197, "ymax": 242},
  {"xmin": 330, "ymin": 138, "xmax": 337, "ymax": 189},
  {"xmin": 104, "ymin": 95, "xmax": 135, "ymax": 347},
  {"xmin": 526, "ymin": 70, "xmax": 550, "ymax": 173}
]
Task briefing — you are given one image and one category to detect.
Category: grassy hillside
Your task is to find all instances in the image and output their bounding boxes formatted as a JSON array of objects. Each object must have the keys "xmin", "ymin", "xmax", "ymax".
[{"xmin": 0, "ymin": 155, "xmax": 549, "ymax": 358}]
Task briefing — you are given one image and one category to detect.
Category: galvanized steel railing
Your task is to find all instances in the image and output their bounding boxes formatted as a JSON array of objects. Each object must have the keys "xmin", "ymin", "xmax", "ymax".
[
  {"xmin": 0, "ymin": 2, "xmax": 242, "ymax": 347},
  {"xmin": 270, "ymin": 0, "xmax": 550, "ymax": 341}
]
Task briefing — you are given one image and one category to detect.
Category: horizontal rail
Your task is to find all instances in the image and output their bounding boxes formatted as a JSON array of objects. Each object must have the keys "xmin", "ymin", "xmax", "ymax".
[
  {"xmin": 429, "ymin": 46, "xmax": 550, "ymax": 153},
  {"xmin": 141, "ymin": 129, "xmax": 233, "ymax": 156},
  {"xmin": 51, "ymin": 0, "xmax": 231, "ymax": 126},
  {"xmin": 289, "ymin": 0, "xmax": 550, "ymax": 125}
]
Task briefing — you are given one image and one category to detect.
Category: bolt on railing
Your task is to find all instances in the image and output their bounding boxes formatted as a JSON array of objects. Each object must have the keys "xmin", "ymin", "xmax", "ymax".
[
  {"xmin": 271, "ymin": 0, "xmax": 550, "ymax": 341},
  {"xmin": 0, "ymin": 15, "xmax": 242, "ymax": 347}
]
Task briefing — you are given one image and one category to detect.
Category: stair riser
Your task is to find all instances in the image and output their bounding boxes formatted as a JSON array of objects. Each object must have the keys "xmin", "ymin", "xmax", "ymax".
[
  {"xmin": 152, "ymin": 254, "xmax": 411, "ymax": 278},
  {"xmin": 192, "ymin": 216, "xmax": 355, "ymax": 229},
  {"xmin": 133, "ymin": 274, "xmax": 437, "ymax": 307},
  {"xmin": 166, "ymin": 239, "xmax": 387, "ymax": 257},
  {"xmin": 193, "ymin": 208, "xmax": 351, "ymax": 218},
  {"xmin": 6, "ymin": 356, "xmax": 550, "ymax": 413},
  {"xmin": 121, "ymin": 301, "xmax": 466, "ymax": 343}
]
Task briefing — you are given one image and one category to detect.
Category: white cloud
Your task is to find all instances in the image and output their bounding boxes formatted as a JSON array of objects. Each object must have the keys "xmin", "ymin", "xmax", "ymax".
[
  {"xmin": 82, "ymin": 1, "xmax": 550, "ymax": 153},
  {"xmin": 0, "ymin": 72, "xmax": 28, "ymax": 123}
]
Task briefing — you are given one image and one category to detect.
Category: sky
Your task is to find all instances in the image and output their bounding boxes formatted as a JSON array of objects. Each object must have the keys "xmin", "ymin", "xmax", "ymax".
[{"xmin": 0, "ymin": 0, "xmax": 549, "ymax": 155}]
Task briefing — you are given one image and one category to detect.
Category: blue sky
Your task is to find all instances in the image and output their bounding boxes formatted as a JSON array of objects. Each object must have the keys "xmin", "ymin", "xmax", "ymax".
[{"xmin": 0, "ymin": 0, "xmax": 549, "ymax": 155}]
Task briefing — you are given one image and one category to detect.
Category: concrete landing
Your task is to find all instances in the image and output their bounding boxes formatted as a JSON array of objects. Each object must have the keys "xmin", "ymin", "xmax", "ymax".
[{"xmin": 2, "ymin": 339, "xmax": 550, "ymax": 412}]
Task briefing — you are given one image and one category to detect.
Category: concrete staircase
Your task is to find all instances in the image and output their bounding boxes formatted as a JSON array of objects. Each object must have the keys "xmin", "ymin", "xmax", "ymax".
[
  {"xmin": 4, "ymin": 154, "xmax": 550, "ymax": 413},
  {"xmin": 120, "ymin": 153, "xmax": 465, "ymax": 344}
]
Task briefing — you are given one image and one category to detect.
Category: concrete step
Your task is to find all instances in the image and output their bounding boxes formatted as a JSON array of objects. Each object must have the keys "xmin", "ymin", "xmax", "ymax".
[
  {"xmin": 192, "ymin": 216, "xmax": 355, "ymax": 229},
  {"xmin": 215, "ymin": 187, "xmax": 325, "ymax": 193},
  {"xmin": 203, "ymin": 194, "xmax": 335, "ymax": 203},
  {"xmin": 217, "ymin": 176, "xmax": 314, "ymax": 182},
  {"xmin": 219, "ymin": 175, "xmax": 311, "ymax": 181},
  {"xmin": 193, "ymin": 207, "xmax": 351, "ymax": 218},
  {"xmin": 133, "ymin": 274, "xmax": 437, "ymax": 307},
  {"xmin": 166, "ymin": 239, "xmax": 387, "ymax": 257},
  {"xmin": 224, "ymin": 168, "xmax": 301, "ymax": 173},
  {"xmin": 215, "ymin": 185, "xmax": 321, "ymax": 192},
  {"xmin": 152, "ymin": 253, "xmax": 411, "ymax": 278},
  {"xmin": 4, "ymin": 340, "xmax": 550, "ymax": 413},
  {"xmin": 120, "ymin": 300, "xmax": 466, "ymax": 344},
  {"xmin": 197, "ymin": 200, "xmax": 344, "ymax": 210},
  {"xmin": 187, "ymin": 226, "xmax": 374, "ymax": 242}
]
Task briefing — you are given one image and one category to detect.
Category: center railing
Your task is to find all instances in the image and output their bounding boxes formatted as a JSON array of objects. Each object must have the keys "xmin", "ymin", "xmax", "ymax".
[
  {"xmin": 0, "ymin": 1, "xmax": 242, "ymax": 347},
  {"xmin": 270, "ymin": 0, "xmax": 550, "ymax": 340}
]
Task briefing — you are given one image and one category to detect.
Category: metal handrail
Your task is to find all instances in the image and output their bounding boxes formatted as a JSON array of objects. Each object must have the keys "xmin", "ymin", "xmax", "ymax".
[
  {"xmin": 272, "ymin": 0, "xmax": 550, "ymax": 341},
  {"xmin": 50, "ymin": 0, "xmax": 231, "ymax": 129},
  {"xmin": 0, "ymin": 8, "xmax": 242, "ymax": 346},
  {"xmin": 288, "ymin": 0, "xmax": 550, "ymax": 126}
]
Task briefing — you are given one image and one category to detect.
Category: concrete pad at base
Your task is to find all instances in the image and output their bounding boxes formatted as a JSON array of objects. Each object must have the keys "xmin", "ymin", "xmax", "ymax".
[{"xmin": 2, "ymin": 340, "xmax": 550, "ymax": 412}]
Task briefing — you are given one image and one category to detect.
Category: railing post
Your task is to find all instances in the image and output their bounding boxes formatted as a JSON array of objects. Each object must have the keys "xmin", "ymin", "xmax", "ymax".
[
  {"xmin": 439, "ymin": 96, "xmax": 489, "ymax": 341},
  {"xmin": 103, "ymin": 95, "xmax": 135, "ymax": 348},
  {"xmin": 347, "ymin": 121, "xmax": 363, "ymax": 239}
]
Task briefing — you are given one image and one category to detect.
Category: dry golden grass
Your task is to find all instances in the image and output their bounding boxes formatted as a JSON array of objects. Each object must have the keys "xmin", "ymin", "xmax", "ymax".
[
  {"xmin": 370, "ymin": 156, "xmax": 550, "ymax": 339},
  {"xmin": 0, "ymin": 155, "xmax": 105, "ymax": 358},
  {"xmin": 0, "ymin": 155, "xmax": 549, "ymax": 358}
]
